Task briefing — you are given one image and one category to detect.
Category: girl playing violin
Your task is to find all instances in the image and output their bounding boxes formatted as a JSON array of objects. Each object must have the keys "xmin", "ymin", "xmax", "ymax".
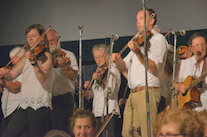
[{"xmin": 0, "ymin": 24, "xmax": 53, "ymax": 137}]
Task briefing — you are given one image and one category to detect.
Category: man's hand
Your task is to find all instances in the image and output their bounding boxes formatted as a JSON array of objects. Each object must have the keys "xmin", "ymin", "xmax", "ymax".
[
  {"xmin": 92, "ymin": 72, "xmax": 101, "ymax": 80},
  {"xmin": 84, "ymin": 81, "xmax": 90, "ymax": 89},
  {"xmin": 0, "ymin": 68, "xmax": 9, "ymax": 79},
  {"xmin": 111, "ymin": 53, "xmax": 119, "ymax": 63},
  {"xmin": 119, "ymin": 98, "xmax": 128, "ymax": 106},
  {"xmin": 178, "ymin": 84, "xmax": 188, "ymax": 94},
  {"xmin": 175, "ymin": 83, "xmax": 188, "ymax": 94},
  {"xmin": 128, "ymin": 40, "xmax": 141, "ymax": 53},
  {"xmin": 55, "ymin": 57, "xmax": 65, "ymax": 67}
]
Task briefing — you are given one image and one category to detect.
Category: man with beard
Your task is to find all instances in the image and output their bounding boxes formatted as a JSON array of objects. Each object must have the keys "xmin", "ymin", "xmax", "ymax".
[
  {"xmin": 46, "ymin": 29, "xmax": 79, "ymax": 134},
  {"xmin": 174, "ymin": 33, "xmax": 207, "ymax": 111}
]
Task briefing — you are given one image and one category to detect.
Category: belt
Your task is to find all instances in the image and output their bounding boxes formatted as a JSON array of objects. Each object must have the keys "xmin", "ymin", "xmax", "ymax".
[{"xmin": 131, "ymin": 86, "xmax": 159, "ymax": 93}]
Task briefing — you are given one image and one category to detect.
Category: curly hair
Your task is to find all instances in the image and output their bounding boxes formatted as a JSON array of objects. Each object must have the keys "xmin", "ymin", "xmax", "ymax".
[
  {"xmin": 154, "ymin": 108, "xmax": 205, "ymax": 137},
  {"xmin": 70, "ymin": 108, "xmax": 97, "ymax": 132}
]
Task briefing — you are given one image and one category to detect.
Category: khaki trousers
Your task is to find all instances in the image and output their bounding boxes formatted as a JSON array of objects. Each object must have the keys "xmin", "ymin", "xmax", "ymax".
[{"xmin": 122, "ymin": 88, "xmax": 161, "ymax": 137}]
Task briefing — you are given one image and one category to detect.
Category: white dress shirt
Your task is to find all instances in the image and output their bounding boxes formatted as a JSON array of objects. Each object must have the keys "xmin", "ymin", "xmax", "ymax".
[
  {"xmin": 124, "ymin": 29, "xmax": 168, "ymax": 89},
  {"xmin": 1, "ymin": 75, "xmax": 22, "ymax": 118},
  {"xmin": 52, "ymin": 48, "xmax": 79, "ymax": 96},
  {"xmin": 87, "ymin": 63, "xmax": 121, "ymax": 117}
]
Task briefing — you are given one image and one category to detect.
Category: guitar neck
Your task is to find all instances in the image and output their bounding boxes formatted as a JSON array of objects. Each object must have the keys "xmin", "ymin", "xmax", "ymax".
[{"xmin": 189, "ymin": 70, "xmax": 207, "ymax": 89}]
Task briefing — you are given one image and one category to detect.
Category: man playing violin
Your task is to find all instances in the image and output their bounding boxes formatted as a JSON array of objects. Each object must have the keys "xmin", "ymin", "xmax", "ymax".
[
  {"xmin": 0, "ymin": 46, "xmax": 25, "ymax": 136},
  {"xmin": 112, "ymin": 8, "xmax": 168, "ymax": 137},
  {"xmin": 84, "ymin": 43, "xmax": 121, "ymax": 137},
  {"xmin": 174, "ymin": 33, "xmax": 207, "ymax": 111},
  {"xmin": 46, "ymin": 29, "xmax": 79, "ymax": 135}
]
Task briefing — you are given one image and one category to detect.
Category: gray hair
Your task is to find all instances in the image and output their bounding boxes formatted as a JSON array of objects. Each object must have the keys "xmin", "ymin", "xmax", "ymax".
[
  {"xmin": 154, "ymin": 25, "xmax": 161, "ymax": 33},
  {"xmin": 49, "ymin": 29, "xmax": 59, "ymax": 38},
  {"xmin": 9, "ymin": 46, "xmax": 26, "ymax": 58},
  {"xmin": 92, "ymin": 43, "xmax": 108, "ymax": 54}
]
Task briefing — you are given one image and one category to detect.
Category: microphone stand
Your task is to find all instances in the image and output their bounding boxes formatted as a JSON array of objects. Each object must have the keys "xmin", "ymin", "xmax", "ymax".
[
  {"xmin": 78, "ymin": 25, "xmax": 84, "ymax": 108},
  {"xmin": 101, "ymin": 33, "xmax": 119, "ymax": 137},
  {"xmin": 142, "ymin": 0, "xmax": 150, "ymax": 136},
  {"xmin": 170, "ymin": 32, "xmax": 178, "ymax": 108}
]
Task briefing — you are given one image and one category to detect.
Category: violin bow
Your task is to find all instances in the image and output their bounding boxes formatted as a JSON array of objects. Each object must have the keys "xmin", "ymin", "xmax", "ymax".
[
  {"xmin": 122, "ymin": 82, "xmax": 128, "ymax": 101},
  {"xmin": 116, "ymin": 13, "xmax": 156, "ymax": 58},
  {"xmin": 156, "ymin": 105, "xmax": 170, "ymax": 137},
  {"xmin": 8, "ymin": 25, "xmax": 51, "ymax": 72},
  {"xmin": 53, "ymin": 36, "xmax": 61, "ymax": 53},
  {"xmin": 95, "ymin": 109, "xmax": 116, "ymax": 137}
]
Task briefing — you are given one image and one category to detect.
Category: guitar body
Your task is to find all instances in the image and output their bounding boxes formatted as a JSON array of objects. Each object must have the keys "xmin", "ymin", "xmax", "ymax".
[{"xmin": 177, "ymin": 76, "xmax": 200, "ymax": 109}]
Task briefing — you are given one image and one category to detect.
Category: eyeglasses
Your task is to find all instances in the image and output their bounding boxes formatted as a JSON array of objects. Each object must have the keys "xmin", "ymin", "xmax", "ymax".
[
  {"xmin": 192, "ymin": 43, "xmax": 206, "ymax": 48},
  {"xmin": 158, "ymin": 133, "xmax": 189, "ymax": 137},
  {"xmin": 48, "ymin": 38, "xmax": 58, "ymax": 43},
  {"xmin": 93, "ymin": 55, "xmax": 104, "ymax": 60}
]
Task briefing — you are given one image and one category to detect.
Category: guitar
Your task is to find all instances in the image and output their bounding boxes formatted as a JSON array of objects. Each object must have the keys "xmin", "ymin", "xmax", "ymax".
[{"xmin": 176, "ymin": 70, "xmax": 207, "ymax": 108}]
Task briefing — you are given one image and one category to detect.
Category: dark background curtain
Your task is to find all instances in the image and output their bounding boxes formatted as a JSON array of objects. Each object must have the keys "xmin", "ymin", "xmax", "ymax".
[{"xmin": 0, "ymin": 29, "xmax": 207, "ymax": 110}]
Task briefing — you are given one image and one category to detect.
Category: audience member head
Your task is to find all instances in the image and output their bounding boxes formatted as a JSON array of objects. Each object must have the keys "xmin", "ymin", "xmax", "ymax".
[
  {"xmin": 92, "ymin": 43, "xmax": 109, "ymax": 66},
  {"xmin": 44, "ymin": 130, "xmax": 71, "ymax": 137},
  {"xmin": 188, "ymin": 32, "xmax": 207, "ymax": 62},
  {"xmin": 46, "ymin": 29, "xmax": 60, "ymax": 53},
  {"xmin": 9, "ymin": 46, "xmax": 26, "ymax": 65},
  {"xmin": 25, "ymin": 24, "xmax": 49, "ymax": 51},
  {"xmin": 177, "ymin": 45, "xmax": 192, "ymax": 59},
  {"xmin": 154, "ymin": 108, "xmax": 205, "ymax": 137},
  {"xmin": 70, "ymin": 108, "xmax": 97, "ymax": 137},
  {"xmin": 197, "ymin": 110, "xmax": 207, "ymax": 137}
]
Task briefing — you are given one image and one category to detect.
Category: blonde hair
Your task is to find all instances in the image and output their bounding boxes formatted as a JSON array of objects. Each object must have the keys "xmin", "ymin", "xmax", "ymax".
[{"xmin": 154, "ymin": 108, "xmax": 205, "ymax": 137}]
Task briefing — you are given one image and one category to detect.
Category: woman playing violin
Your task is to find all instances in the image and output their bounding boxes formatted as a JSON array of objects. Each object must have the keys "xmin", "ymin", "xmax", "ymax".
[
  {"xmin": 84, "ymin": 43, "xmax": 121, "ymax": 137},
  {"xmin": 0, "ymin": 24, "xmax": 53, "ymax": 137}
]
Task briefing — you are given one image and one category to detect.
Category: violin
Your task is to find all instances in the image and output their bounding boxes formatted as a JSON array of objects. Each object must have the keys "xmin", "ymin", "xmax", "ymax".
[
  {"xmin": 1, "ymin": 26, "xmax": 51, "ymax": 72},
  {"xmin": 96, "ymin": 63, "xmax": 109, "ymax": 90},
  {"xmin": 53, "ymin": 49, "xmax": 71, "ymax": 68},
  {"xmin": 29, "ymin": 43, "xmax": 48, "ymax": 62},
  {"xmin": 117, "ymin": 13, "xmax": 155, "ymax": 56}
]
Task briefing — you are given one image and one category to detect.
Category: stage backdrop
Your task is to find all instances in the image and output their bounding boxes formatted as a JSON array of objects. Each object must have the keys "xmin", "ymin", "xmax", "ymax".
[{"xmin": 0, "ymin": 29, "xmax": 207, "ymax": 109}]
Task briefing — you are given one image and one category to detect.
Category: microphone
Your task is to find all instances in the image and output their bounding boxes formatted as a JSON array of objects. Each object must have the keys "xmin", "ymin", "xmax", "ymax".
[
  {"xmin": 174, "ymin": 30, "xmax": 186, "ymax": 36},
  {"xmin": 112, "ymin": 33, "xmax": 119, "ymax": 41}
]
